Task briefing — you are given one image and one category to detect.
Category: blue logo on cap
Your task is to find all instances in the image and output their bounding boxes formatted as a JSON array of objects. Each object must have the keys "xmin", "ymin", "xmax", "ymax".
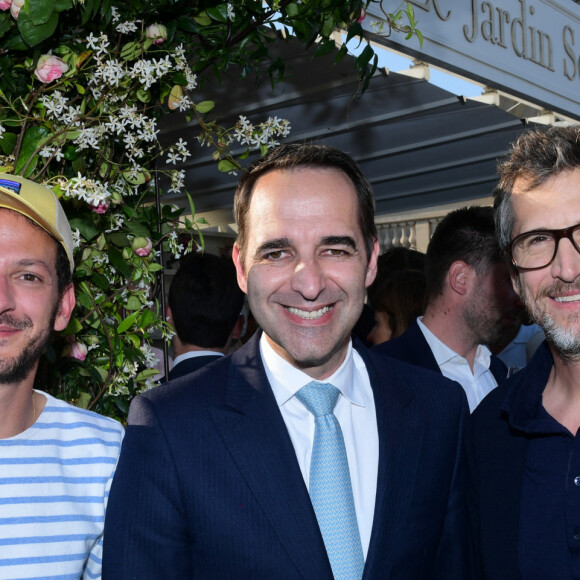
[{"xmin": 0, "ymin": 179, "xmax": 22, "ymax": 195}]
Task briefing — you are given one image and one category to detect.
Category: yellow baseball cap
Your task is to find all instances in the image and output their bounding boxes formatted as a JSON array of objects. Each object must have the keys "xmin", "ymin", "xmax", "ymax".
[{"xmin": 0, "ymin": 175, "xmax": 75, "ymax": 273}]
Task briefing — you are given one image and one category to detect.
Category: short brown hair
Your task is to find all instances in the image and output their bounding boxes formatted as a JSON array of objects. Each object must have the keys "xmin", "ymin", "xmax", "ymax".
[
  {"xmin": 233, "ymin": 143, "xmax": 377, "ymax": 263},
  {"xmin": 494, "ymin": 126, "xmax": 580, "ymax": 250}
]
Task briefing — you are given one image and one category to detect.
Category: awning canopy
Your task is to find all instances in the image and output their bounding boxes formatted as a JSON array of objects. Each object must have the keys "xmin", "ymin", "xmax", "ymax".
[{"xmin": 158, "ymin": 36, "xmax": 532, "ymax": 229}]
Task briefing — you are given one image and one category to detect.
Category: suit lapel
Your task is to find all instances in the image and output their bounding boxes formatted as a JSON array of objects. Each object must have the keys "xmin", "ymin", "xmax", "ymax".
[
  {"xmin": 406, "ymin": 321, "xmax": 442, "ymax": 374},
  {"xmin": 357, "ymin": 344, "xmax": 424, "ymax": 577},
  {"xmin": 208, "ymin": 335, "xmax": 333, "ymax": 579}
]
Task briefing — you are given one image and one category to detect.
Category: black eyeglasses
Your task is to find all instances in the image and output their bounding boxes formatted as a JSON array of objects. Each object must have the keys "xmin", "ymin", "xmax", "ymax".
[{"xmin": 508, "ymin": 223, "xmax": 580, "ymax": 271}]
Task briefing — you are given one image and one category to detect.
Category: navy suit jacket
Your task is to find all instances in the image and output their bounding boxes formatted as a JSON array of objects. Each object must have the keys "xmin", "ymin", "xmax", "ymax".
[
  {"xmin": 373, "ymin": 319, "xmax": 508, "ymax": 386},
  {"xmin": 103, "ymin": 333, "xmax": 470, "ymax": 579},
  {"xmin": 168, "ymin": 354, "xmax": 223, "ymax": 381}
]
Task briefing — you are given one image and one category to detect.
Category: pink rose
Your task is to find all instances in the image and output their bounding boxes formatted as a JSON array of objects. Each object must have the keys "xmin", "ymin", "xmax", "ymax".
[
  {"xmin": 146, "ymin": 23, "xmax": 167, "ymax": 45},
  {"xmin": 91, "ymin": 201, "xmax": 110, "ymax": 214},
  {"xmin": 132, "ymin": 236, "xmax": 153, "ymax": 257},
  {"xmin": 63, "ymin": 339, "xmax": 88, "ymax": 361},
  {"xmin": 9, "ymin": 0, "xmax": 22, "ymax": 18},
  {"xmin": 0, "ymin": 0, "xmax": 12, "ymax": 11},
  {"xmin": 34, "ymin": 55, "xmax": 69, "ymax": 84}
]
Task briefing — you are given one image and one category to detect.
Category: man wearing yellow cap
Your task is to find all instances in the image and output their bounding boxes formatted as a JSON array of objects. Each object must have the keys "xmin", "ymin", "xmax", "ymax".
[{"xmin": 0, "ymin": 176, "xmax": 123, "ymax": 579}]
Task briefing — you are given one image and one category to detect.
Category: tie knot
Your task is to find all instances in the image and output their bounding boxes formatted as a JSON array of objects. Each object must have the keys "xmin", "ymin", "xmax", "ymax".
[{"xmin": 296, "ymin": 381, "xmax": 340, "ymax": 417}]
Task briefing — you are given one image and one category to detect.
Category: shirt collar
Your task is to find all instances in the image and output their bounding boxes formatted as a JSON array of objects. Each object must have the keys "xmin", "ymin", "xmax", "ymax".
[
  {"xmin": 501, "ymin": 342, "xmax": 555, "ymax": 431},
  {"xmin": 417, "ymin": 316, "xmax": 491, "ymax": 372},
  {"xmin": 259, "ymin": 333, "xmax": 363, "ymax": 407},
  {"xmin": 172, "ymin": 350, "xmax": 223, "ymax": 368}
]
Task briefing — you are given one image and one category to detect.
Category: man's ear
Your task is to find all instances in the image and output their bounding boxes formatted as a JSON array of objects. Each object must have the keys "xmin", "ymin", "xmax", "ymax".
[
  {"xmin": 448, "ymin": 260, "xmax": 471, "ymax": 296},
  {"xmin": 364, "ymin": 239, "xmax": 380, "ymax": 288},
  {"xmin": 510, "ymin": 270, "xmax": 522, "ymax": 296},
  {"xmin": 231, "ymin": 314, "xmax": 245, "ymax": 341},
  {"xmin": 54, "ymin": 284, "xmax": 76, "ymax": 332},
  {"xmin": 232, "ymin": 242, "xmax": 248, "ymax": 294}
]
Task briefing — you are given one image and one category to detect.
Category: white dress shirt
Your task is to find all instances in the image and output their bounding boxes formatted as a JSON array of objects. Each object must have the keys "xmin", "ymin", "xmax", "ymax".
[
  {"xmin": 171, "ymin": 350, "xmax": 224, "ymax": 369},
  {"xmin": 417, "ymin": 317, "xmax": 498, "ymax": 412},
  {"xmin": 260, "ymin": 333, "xmax": 378, "ymax": 558}
]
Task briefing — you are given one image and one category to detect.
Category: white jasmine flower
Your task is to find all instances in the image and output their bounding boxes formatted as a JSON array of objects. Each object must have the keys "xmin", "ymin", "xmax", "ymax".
[
  {"xmin": 72, "ymin": 228, "xmax": 82, "ymax": 249},
  {"xmin": 116, "ymin": 20, "xmax": 139, "ymax": 34}
]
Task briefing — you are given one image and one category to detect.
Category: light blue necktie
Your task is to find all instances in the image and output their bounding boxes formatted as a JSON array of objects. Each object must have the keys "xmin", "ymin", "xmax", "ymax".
[{"xmin": 296, "ymin": 381, "xmax": 364, "ymax": 580}]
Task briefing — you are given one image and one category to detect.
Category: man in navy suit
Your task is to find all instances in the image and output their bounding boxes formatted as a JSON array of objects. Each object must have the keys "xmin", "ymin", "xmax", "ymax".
[
  {"xmin": 103, "ymin": 144, "xmax": 470, "ymax": 579},
  {"xmin": 166, "ymin": 252, "xmax": 245, "ymax": 381},
  {"xmin": 374, "ymin": 206, "xmax": 513, "ymax": 411},
  {"xmin": 467, "ymin": 126, "xmax": 580, "ymax": 579}
]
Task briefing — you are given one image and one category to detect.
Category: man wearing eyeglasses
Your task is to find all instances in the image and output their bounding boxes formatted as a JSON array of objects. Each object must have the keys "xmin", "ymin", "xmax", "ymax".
[{"xmin": 466, "ymin": 125, "xmax": 580, "ymax": 580}]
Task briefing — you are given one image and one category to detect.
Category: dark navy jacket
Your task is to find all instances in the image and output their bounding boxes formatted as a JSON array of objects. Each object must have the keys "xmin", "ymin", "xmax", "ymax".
[
  {"xmin": 104, "ymin": 333, "xmax": 471, "ymax": 579},
  {"xmin": 373, "ymin": 319, "xmax": 508, "ymax": 386}
]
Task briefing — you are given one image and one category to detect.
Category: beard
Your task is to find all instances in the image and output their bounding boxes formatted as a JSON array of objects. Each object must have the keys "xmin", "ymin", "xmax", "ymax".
[
  {"xmin": 463, "ymin": 294, "xmax": 507, "ymax": 346},
  {"xmin": 517, "ymin": 277, "xmax": 580, "ymax": 362},
  {"xmin": 0, "ymin": 310, "xmax": 56, "ymax": 385}
]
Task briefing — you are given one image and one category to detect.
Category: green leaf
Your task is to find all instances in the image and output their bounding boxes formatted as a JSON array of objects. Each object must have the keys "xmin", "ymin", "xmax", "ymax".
[
  {"xmin": 29, "ymin": 0, "xmax": 55, "ymax": 25},
  {"xmin": 108, "ymin": 246, "xmax": 132, "ymax": 279},
  {"xmin": 72, "ymin": 156, "xmax": 86, "ymax": 174},
  {"xmin": 148, "ymin": 263, "xmax": 163, "ymax": 273},
  {"xmin": 117, "ymin": 310, "xmax": 140, "ymax": 334},
  {"xmin": 218, "ymin": 159, "xmax": 238, "ymax": 173},
  {"xmin": 63, "ymin": 143, "xmax": 79, "ymax": 161},
  {"xmin": 18, "ymin": 10, "xmax": 58, "ymax": 47},
  {"xmin": 176, "ymin": 15, "xmax": 199, "ymax": 33},
  {"xmin": 90, "ymin": 272, "xmax": 110, "ymax": 292},
  {"xmin": 122, "ymin": 169, "xmax": 150, "ymax": 185},
  {"xmin": 195, "ymin": 100, "xmax": 215, "ymax": 114},
  {"xmin": 14, "ymin": 125, "xmax": 50, "ymax": 177},
  {"xmin": 354, "ymin": 44, "xmax": 375, "ymax": 74},
  {"xmin": 124, "ymin": 296, "xmax": 142, "ymax": 311},
  {"xmin": 136, "ymin": 89, "xmax": 151, "ymax": 103},
  {"xmin": 0, "ymin": 12, "xmax": 12, "ymax": 39},
  {"xmin": 54, "ymin": 0, "xmax": 73, "ymax": 12},
  {"xmin": 320, "ymin": 15, "xmax": 336, "ymax": 38},
  {"xmin": 193, "ymin": 11, "xmax": 212, "ymax": 26},
  {"xmin": 108, "ymin": 232, "xmax": 130, "ymax": 247},
  {"xmin": 346, "ymin": 21, "xmax": 363, "ymax": 44},
  {"xmin": 69, "ymin": 217, "xmax": 100, "ymax": 242},
  {"xmin": 62, "ymin": 317, "xmax": 83, "ymax": 335},
  {"xmin": 76, "ymin": 391, "xmax": 92, "ymax": 409},
  {"xmin": 125, "ymin": 333, "xmax": 141, "ymax": 348},
  {"xmin": 0, "ymin": 132, "xmax": 16, "ymax": 156},
  {"xmin": 206, "ymin": 5, "xmax": 229, "ymax": 22},
  {"xmin": 76, "ymin": 292, "xmax": 93, "ymax": 310},
  {"xmin": 114, "ymin": 396, "xmax": 129, "ymax": 415},
  {"xmin": 139, "ymin": 309, "xmax": 155, "ymax": 328},
  {"xmin": 185, "ymin": 191, "xmax": 195, "ymax": 218},
  {"xmin": 126, "ymin": 221, "xmax": 151, "ymax": 237},
  {"xmin": 314, "ymin": 38, "xmax": 336, "ymax": 58},
  {"xmin": 136, "ymin": 368, "xmax": 161, "ymax": 381}
]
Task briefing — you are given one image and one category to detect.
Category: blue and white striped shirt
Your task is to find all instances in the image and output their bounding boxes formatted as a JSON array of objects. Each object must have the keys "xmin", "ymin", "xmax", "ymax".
[{"xmin": 0, "ymin": 391, "xmax": 124, "ymax": 580}]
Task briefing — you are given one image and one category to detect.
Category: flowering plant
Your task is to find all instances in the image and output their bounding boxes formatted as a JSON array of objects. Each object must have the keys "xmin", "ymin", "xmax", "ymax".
[{"xmin": 0, "ymin": 0, "xmax": 418, "ymax": 420}]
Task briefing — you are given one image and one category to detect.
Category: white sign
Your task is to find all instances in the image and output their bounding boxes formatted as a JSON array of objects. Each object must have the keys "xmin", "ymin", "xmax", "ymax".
[{"xmin": 363, "ymin": 0, "xmax": 580, "ymax": 119}]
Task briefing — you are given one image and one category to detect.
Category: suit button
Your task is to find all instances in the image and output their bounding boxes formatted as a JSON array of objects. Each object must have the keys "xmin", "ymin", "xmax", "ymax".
[
  {"xmin": 574, "ymin": 529, "xmax": 580, "ymax": 542},
  {"xmin": 575, "ymin": 476, "xmax": 580, "ymax": 486}
]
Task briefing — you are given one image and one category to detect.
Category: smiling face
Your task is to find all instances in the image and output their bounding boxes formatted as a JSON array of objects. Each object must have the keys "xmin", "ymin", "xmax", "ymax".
[
  {"xmin": 233, "ymin": 167, "xmax": 378, "ymax": 379},
  {"xmin": 511, "ymin": 168, "xmax": 580, "ymax": 359},
  {"xmin": 0, "ymin": 210, "xmax": 75, "ymax": 385}
]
